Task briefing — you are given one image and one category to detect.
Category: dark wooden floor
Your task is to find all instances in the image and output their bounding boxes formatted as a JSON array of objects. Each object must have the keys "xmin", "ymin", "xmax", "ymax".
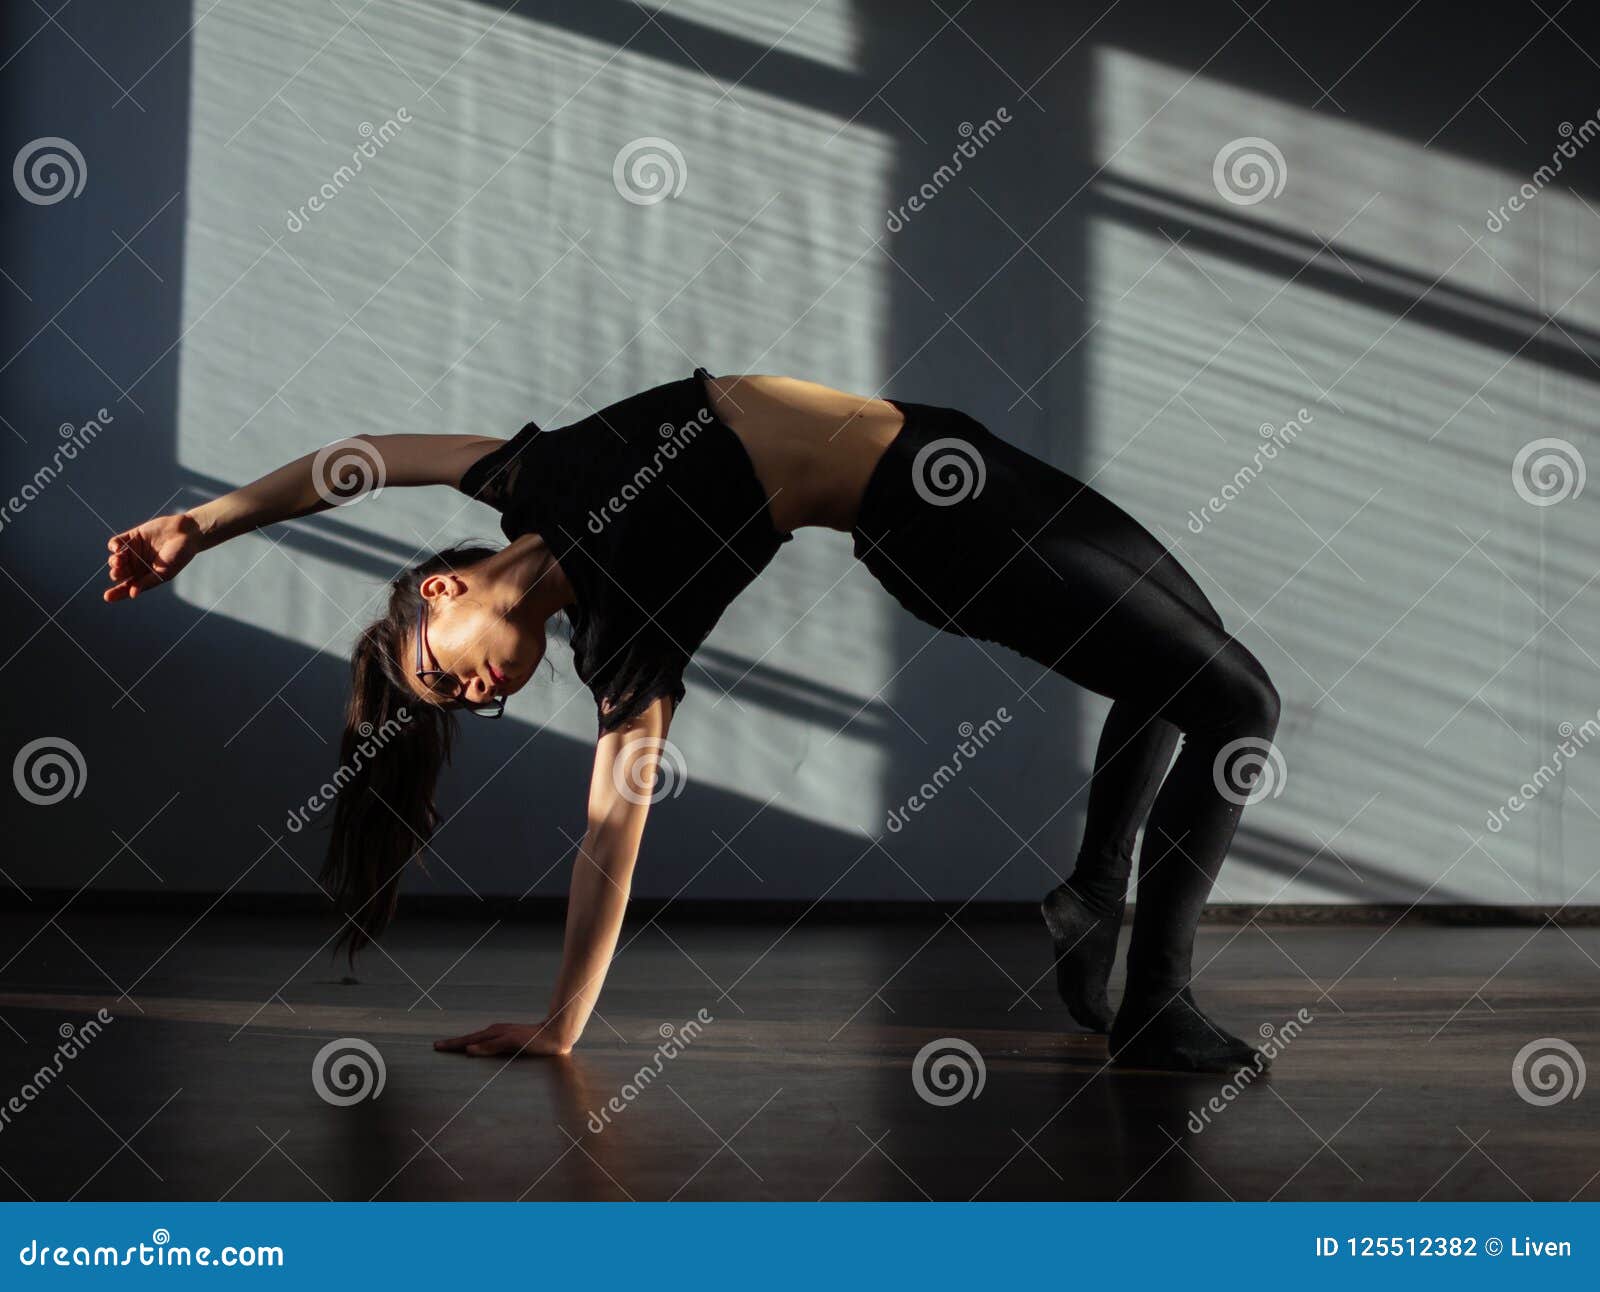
[{"xmin": 0, "ymin": 911, "xmax": 1595, "ymax": 1201}]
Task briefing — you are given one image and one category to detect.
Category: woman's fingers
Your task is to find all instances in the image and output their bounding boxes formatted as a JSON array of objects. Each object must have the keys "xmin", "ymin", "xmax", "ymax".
[
  {"xmin": 103, "ymin": 570, "xmax": 154, "ymax": 602},
  {"xmin": 434, "ymin": 1023, "xmax": 507, "ymax": 1051},
  {"xmin": 107, "ymin": 536, "xmax": 151, "ymax": 584},
  {"xmin": 104, "ymin": 569, "xmax": 169, "ymax": 602},
  {"xmin": 466, "ymin": 1033, "xmax": 528, "ymax": 1057},
  {"xmin": 435, "ymin": 1023, "xmax": 558, "ymax": 1057},
  {"xmin": 104, "ymin": 517, "xmax": 202, "ymax": 607},
  {"xmin": 104, "ymin": 529, "xmax": 180, "ymax": 603}
]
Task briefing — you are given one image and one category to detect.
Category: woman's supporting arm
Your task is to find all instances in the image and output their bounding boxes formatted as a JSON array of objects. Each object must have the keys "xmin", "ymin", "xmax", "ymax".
[
  {"xmin": 104, "ymin": 433, "xmax": 503, "ymax": 601},
  {"xmin": 434, "ymin": 694, "xmax": 676, "ymax": 1058}
]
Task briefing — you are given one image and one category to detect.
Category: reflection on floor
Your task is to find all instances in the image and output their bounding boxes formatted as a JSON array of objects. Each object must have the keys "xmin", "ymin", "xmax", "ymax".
[{"xmin": 0, "ymin": 911, "xmax": 1595, "ymax": 1201}]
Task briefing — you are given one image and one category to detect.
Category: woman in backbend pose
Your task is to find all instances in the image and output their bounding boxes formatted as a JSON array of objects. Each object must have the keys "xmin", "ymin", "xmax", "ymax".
[{"xmin": 103, "ymin": 368, "xmax": 1280, "ymax": 1074}]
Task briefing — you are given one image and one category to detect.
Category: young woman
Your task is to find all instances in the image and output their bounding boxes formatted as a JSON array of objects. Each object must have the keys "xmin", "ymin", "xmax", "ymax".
[{"xmin": 103, "ymin": 368, "xmax": 1280, "ymax": 1074}]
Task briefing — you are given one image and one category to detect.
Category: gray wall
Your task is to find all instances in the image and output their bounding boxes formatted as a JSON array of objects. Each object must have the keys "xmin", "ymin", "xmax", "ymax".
[{"xmin": 3, "ymin": 0, "xmax": 1598, "ymax": 909}]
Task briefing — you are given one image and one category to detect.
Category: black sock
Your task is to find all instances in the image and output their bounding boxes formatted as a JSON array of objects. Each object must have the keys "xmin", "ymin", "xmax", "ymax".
[
  {"xmin": 1040, "ymin": 882, "xmax": 1123, "ymax": 1032},
  {"xmin": 1062, "ymin": 864, "xmax": 1127, "ymax": 918},
  {"xmin": 1110, "ymin": 984, "xmax": 1264, "ymax": 1074}
]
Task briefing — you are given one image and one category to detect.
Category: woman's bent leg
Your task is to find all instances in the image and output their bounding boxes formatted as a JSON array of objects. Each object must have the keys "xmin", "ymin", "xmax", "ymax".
[
  {"xmin": 1067, "ymin": 706, "xmax": 1183, "ymax": 912},
  {"xmin": 1109, "ymin": 639, "xmax": 1280, "ymax": 1071},
  {"xmin": 955, "ymin": 524, "xmax": 1280, "ymax": 1073},
  {"xmin": 1023, "ymin": 470, "xmax": 1231, "ymax": 1035},
  {"xmin": 1043, "ymin": 704, "xmax": 1179, "ymax": 1031},
  {"xmin": 853, "ymin": 410, "xmax": 1280, "ymax": 1071},
  {"xmin": 1030, "ymin": 474, "xmax": 1225, "ymax": 915}
]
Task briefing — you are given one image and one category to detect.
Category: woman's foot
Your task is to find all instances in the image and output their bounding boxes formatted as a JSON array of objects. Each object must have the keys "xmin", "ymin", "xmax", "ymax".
[
  {"xmin": 1039, "ymin": 882, "xmax": 1123, "ymax": 1033},
  {"xmin": 1108, "ymin": 985, "xmax": 1265, "ymax": 1074}
]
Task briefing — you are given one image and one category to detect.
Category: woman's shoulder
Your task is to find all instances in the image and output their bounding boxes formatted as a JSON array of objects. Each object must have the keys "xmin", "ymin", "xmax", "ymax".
[{"xmin": 457, "ymin": 419, "xmax": 544, "ymax": 511}]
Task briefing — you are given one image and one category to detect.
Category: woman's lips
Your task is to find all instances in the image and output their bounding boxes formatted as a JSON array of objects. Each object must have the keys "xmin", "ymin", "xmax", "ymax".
[{"xmin": 488, "ymin": 664, "xmax": 506, "ymax": 687}]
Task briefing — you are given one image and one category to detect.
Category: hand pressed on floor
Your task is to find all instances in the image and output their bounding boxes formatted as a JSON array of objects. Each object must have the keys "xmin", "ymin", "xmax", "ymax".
[{"xmin": 434, "ymin": 1021, "xmax": 573, "ymax": 1058}]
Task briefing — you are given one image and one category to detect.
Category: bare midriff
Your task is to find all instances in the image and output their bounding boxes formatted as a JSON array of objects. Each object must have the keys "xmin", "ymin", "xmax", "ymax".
[{"xmin": 702, "ymin": 374, "xmax": 908, "ymax": 534}]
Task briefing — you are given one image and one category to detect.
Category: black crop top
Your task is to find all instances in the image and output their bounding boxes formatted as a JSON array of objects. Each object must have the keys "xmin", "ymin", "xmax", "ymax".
[{"xmin": 458, "ymin": 368, "xmax": 794, "ymax": 734}]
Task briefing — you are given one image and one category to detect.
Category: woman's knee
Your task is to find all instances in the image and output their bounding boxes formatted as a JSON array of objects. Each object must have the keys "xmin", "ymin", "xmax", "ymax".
[
  {"xmin": 1176, "ymin": 640, "xmax": 1279, "ymax": 738},
  {"xmin": 1224, "ymin": 647, "xmax": 1280, "ymax": 737}
]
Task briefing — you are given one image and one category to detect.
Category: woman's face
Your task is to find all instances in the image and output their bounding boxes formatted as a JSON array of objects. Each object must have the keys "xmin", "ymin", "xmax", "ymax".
[{"xmin": 410, "ymin": 580, "xmax": 546, "ymax": 709}]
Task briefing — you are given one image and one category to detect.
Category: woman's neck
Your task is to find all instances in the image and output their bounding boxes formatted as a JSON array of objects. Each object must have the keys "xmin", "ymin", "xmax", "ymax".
[{"xmin": 493, "ymin": 533, "xmax": 576, "ymax": 624}]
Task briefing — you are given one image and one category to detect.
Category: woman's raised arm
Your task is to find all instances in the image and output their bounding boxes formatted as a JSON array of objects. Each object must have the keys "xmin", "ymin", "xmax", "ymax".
[{"xmin": 103, "ymin": 433, "xmax": 504, "ymax": 602}]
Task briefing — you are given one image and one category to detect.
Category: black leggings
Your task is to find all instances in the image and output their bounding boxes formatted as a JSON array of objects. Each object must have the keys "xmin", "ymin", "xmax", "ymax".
[{"xmin": 853, "ymin": 398, "xmax": 1281, "ymax": 1000}]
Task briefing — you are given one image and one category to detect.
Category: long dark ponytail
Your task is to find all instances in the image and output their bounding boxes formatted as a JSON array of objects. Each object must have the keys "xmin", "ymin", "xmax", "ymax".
[{"xmin": 321, "ymin": 541, "xmax": 500, "ymax": 965}]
